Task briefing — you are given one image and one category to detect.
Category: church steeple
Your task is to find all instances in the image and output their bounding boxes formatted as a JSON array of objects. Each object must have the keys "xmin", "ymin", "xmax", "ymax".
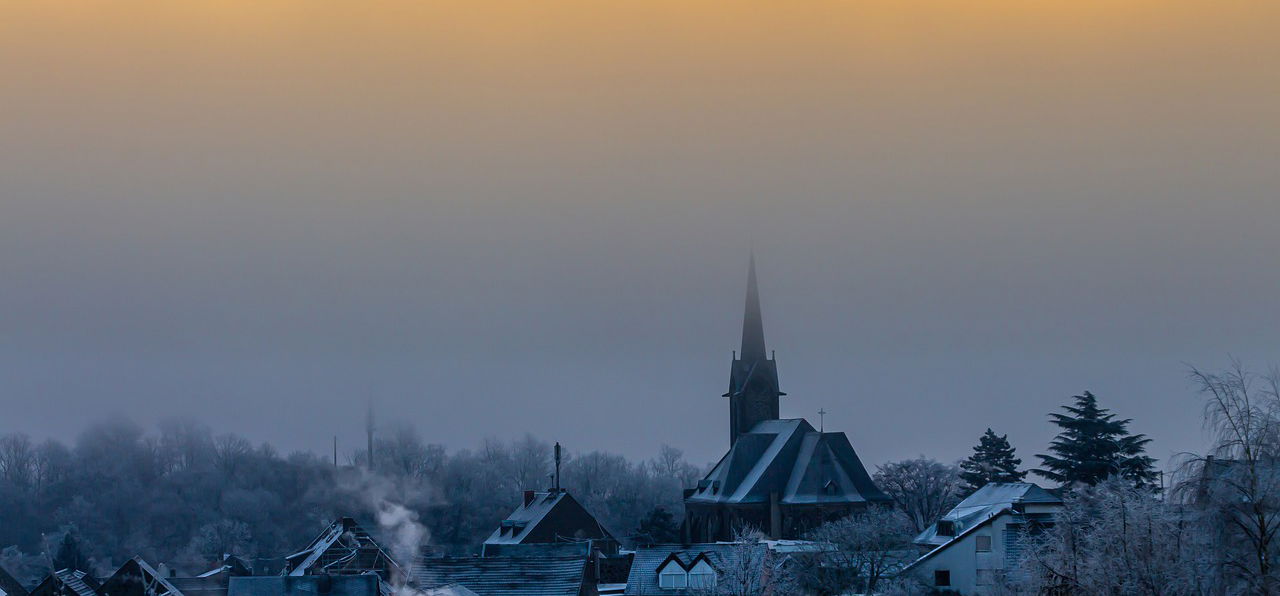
[
  {"xmin": 725, "ymin": 256, "xmax": 784, "ymax": 445},
  {"xmin": 740, "ymin": 253, "xmax": 767, "ymax": 363}
]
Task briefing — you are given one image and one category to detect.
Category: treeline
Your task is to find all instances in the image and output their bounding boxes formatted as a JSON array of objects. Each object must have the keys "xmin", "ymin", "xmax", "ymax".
[{"xmin": 0, "ymin": 420, "xmax": 704, "ymax": 584}]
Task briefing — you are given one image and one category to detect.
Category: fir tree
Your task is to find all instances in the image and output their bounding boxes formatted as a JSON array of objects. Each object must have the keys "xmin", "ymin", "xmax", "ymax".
[
  {"xmin": 1034, "ymin": 391, "xmax": 1158, "ymax": 488},
  {"xmin": 959, "ymin": 428, "xmax": 1026, "ymax": 493},
  {"xmin": 52, "ymin": 527, "xmax": 88, "ymax": 572},
  {"xmin": 635, "ymin": 506, "xmax": 681, "ymax": 545}
]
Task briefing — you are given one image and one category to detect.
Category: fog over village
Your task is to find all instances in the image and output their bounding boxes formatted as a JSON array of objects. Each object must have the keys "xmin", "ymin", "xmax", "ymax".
[{"xmin": 2, "ymin": 1, "xmax": 1279, "ymax": 595}]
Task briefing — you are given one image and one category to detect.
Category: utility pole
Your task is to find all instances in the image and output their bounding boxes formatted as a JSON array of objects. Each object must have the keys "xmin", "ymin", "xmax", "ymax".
[{"xmin": 333, "ymin": 436, "xmax": 338, "ymax": 467}]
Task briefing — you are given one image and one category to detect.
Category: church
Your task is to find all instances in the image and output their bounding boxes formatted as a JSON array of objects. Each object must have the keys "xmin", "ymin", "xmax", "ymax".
[{"xmin": 683, "ymin": 257, "xmax": 891, "ymax": 542}]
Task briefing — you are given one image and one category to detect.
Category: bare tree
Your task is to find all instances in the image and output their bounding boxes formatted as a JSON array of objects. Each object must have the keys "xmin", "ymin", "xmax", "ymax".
[
  {"xmin": 1181, "ymin": 362, "xmax": 1280, "ymax": 593},
  {"xmin": 709, "ymin": 528, "xmax": 795, "ymax": 596},
  {"xmin": 213, "ymin": 433, "xmax": 253, "ymax": 477},
  {"xmin": 796, "ymin": 506, "xmax": 916, "ymax": 594},
  {"xmin": 0, "ymin": 433, "xmax": 36, "ymax": 489},
  {"xmin": 873, "ymin": 457, "xmax": 963, "ymax": 534}
]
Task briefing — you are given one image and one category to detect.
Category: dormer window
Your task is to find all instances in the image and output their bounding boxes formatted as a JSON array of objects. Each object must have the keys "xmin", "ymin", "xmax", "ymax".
[
  {"xmin": 658, "ymin": 566, "xmax": 687, "ymax": 589},
  {"xmin": 687, "ymin": 559, "xmax": 717, "ymax": 589},
  {"xmin": 936, "ymin": 520, "xmax": 955, "ymax": 537}
]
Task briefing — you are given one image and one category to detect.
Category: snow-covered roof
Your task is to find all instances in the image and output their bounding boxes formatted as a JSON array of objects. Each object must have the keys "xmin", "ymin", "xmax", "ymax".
[
  {"xmin": 413, "ymin": 556, "xmax": 587, "ymax": 596},
  {"xmin": 283, "ymin": 517, "xmax": 401, "ymax": 586},
  {"xmin": 482, "ymin": 491, "xmax": 615, "ymax": 547},
  {"xmin": 624, "ymin": 543, "xmax": 766, "ymax": 595},
  {"xmin": 913, "ymin": 482, "xmax": 1062, "ymax": 547},
  {"xmin": 45, "ymin": 569, "xmax": 99, "ymax": 596},
  {"xmin": 685, "ymin": 418, "xmax": 890, "ymax": 506}
]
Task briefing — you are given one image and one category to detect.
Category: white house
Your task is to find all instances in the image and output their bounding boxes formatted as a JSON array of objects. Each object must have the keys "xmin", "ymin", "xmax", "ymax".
[{"xmin": 903, "ymin": 482, "xmax": 1063, "ymax": 594}]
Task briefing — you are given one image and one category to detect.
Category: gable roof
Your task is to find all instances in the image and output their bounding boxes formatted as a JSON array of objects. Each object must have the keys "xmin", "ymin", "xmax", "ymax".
[
  {"xmin": 685, "ymin": 418, "xmax": 889, "ymax": 506},
  {"xmin": 283, "ymin": 517, "xmax": 401, "ymax": 580},
  {"xmin": 0, "ymin": 565, "xmax": 29, "ymax": 596},
  {"xmin": 33, "ymin": 570, "xmax": 99, "ymax": 596},
  {"xmin": 624, "ymin": 544, "xmax": 766, "ymax": 595},
  {"xmin": 412, "ymin": 556, "xmax": 587, "ymax": 596},
  {"xmin": 99, "ymin": 558, "xmax": 184, "ymax": 596},
  {"xmin": 905, "ymin": 482, "xmax": 1063, "ymax": 572},
  {"xmin": 482, "ymin": 491, "xmax": 615, "ymax": 547},
  {"xmin": 913, "ymin": 482, "xmax": 1062, "ymax": 547}
]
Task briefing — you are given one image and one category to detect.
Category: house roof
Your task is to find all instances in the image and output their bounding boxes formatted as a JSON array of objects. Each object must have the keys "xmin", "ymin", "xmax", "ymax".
[
  {"xmin": 482, "ymin": 491, "xmax": 615, "ymax": 546},
  {"xmin": 99, "ymin": 558, "xmax": 184, "ymax": 596},
  {"xmin": 0, "ymin": 564, "xmax": 28, "ymax": 596},
  {"xmin": 905, "ymin": 482, "xmax": 1063, "ymax": 572},
  {"xmin": 412, "ymin": 556, "xmax": 587, "ymax": 596},
  {"xmin": 913, "ymin": 482, "xmax": 1062, "ymax": 547},
  {"xmin": 36, "ymin": 570, "xmax": 99, "ymax": 596},
  {"xmin": 685, "ymin": 418, "xmax": 890, "ymax": 506},
  {"xmin": 284, "ymin": 517, "xmax": 401, "ymax": 578},
  {"xmin": 623, "ymin": 544, "xmax": 766, "ymax": 595},
  {"xmin": 228, "ymin": 576, "xmax": 379, "ymax": 596}
]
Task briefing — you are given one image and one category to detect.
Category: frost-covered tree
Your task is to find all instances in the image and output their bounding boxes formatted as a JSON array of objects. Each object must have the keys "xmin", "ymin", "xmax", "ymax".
[
  {"xmin": 711, "ymin": 528, "xmax": 796, "ymax": 596},
  {"xmin": 959, "ymin": 428, "xmax": 1025, "ymax": 494},
  {"xmin": 52, "ymin": 527, "xmax": 89, "ymax": 572},
  {"xmin": 1034, "ymin": 391, "xmax": 1158, "ymax": 488},
  {"xmin": 1017, "ymin": 478, "xmax": 1216, "ymax": 595},
  {"xmin": 873, "ymin": 457, "xmax": 963, "ymax": 534},
  {"xmin": 796, "ymin": 506, "xmax": 915, "ymax": 595},
  {"xmin": 1180, "ymin": 362, "xmax": 1280, "ymax": 594}
]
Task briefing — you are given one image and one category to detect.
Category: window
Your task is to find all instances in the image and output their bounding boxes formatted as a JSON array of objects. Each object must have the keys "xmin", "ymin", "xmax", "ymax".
[
  {"xmin": 975, "ymin": 535, "xmax": 992, "ymax": 552},
  {"xmin": 936, "ymin": 520, "xmax": 955, "ymax": 537},
  {"xmin": 659, "ymin": 568, "xmax": 688, "ymax": 589},
  {"xmin": 934, "ymin": 570, "xmax": 951, "ymax": 587},
  {"xmin": 688, "ymin": 560, "xmax": 717, "ymax": 589}
]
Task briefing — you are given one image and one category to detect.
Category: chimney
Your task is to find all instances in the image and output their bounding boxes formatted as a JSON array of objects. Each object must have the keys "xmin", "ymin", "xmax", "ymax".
[
  {"xmin": 524, "ymin": 490, "xmax": 536, "ymax": 507},
  {"xmin": 554, "ymin": 442, "xmax": 562, "ymax": 492}
]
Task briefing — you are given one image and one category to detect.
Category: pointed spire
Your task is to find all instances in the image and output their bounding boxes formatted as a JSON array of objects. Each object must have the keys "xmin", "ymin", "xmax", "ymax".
[{"xmin": 740, "ymin": 253, "xmax": 767, "ymax": 363}]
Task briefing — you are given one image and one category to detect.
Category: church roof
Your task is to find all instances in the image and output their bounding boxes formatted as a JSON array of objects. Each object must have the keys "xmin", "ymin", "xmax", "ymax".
[{"xmin": 685, "ymin": 418, "xmax": 890, "ymax": 506}]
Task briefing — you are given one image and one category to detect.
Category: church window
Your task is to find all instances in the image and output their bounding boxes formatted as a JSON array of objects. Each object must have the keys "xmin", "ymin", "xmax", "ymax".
[{"xmin": 934, "ymin": 570, "xmax": 951, "ymax": 587}]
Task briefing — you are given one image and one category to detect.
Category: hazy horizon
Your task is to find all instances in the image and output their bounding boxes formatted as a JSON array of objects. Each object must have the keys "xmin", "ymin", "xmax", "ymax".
[{"xmin": 2, "ymin": 1, "xmax": 1278, "ymax": 472}]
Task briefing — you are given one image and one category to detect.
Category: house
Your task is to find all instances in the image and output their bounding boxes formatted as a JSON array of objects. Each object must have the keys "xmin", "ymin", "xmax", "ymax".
[
  {"xmin": 482, "ymin": 490, "xmax": 618, "ymax": 557},
  {"xmin": 282, "ymin": 517, "xmax": 402, "ymax": 590},
  {"xmin": 29, "ymin": 570, "xmax": 100, "ymax": 596},
  {"xmin": 228, "ymin": 576, "xmax": 379, "ymax": 596},
  {"xmin": 481, "ymin": 468, "xmax": 631, "ymax": 594},
  {"xmin": 98, "ymin": 558, "xmax": 183, "ymax": 596},
  {"xmin": 684, "ymin": 258, "xmax": 890, "ymax": 542},
  {"xmin": 0, "ymin": 565, "xmax": 29, "ymax": 596},
  {"xmin": 167, "ymin": 556, "xmax": 252, "ymax": 596},
  {"xmin": 904, "ymin": 482, "xmax": 1063, "ymax": 594},
  {"xmin": 412, "ymin": 555, "xmax": 590, "ymax": 596},
  {"xmin": 623, "ymin": 543, "xmax": 770, "ymax": 595}
]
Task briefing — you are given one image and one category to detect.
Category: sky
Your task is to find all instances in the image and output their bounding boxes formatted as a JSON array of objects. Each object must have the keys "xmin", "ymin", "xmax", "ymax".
[{"xmin": 1, "ymin": 1, "xmax": 1278, "ymax": 474}]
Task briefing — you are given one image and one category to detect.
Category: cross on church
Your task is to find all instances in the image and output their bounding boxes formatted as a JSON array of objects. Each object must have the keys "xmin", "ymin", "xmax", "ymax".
[{"xmin": 818, "ymin": 408, "xmax": 827, "ymax": 432}]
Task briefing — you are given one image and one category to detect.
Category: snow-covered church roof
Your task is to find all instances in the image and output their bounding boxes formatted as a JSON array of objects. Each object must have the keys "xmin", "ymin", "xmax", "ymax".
[{"xmin": 685, "ymin": 418, "xmax": 890, "ymax": 506}]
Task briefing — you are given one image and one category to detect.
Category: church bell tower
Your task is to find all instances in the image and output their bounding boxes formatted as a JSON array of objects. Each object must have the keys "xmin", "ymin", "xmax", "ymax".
[{"xmin": 724, "ymin": 255, "xmax": 785, "ymax": 445}]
